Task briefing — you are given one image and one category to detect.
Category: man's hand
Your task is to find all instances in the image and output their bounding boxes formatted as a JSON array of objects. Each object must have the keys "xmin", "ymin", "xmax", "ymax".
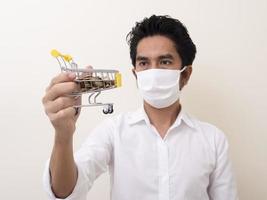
[{"xmin": 42, "ymin": 72, "xmax": 81, "ymax": 142}]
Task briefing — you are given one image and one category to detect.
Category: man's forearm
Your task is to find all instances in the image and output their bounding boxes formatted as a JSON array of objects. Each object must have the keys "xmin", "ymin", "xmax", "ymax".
[{"xmin": 49, "ymin": 136, "xmax": 78, "ymax": 198}]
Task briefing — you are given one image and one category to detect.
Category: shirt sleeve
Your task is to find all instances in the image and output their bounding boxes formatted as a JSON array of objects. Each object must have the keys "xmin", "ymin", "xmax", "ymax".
[
  {"xmin": 43, "ymin": 118, "xmax": 114, "ymax": 200},
  {"xmin": 207, "ymin": 128, "xmax": 239, "ymax": 200}
]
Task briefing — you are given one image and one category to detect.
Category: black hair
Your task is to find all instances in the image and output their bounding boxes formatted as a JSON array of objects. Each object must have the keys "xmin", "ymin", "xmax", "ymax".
[{"xmin": 126, "ymin": 15, "xmax": 196, "ymax": 67}]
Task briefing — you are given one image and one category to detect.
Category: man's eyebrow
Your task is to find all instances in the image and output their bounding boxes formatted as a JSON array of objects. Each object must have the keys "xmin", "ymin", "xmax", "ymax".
[
  {"xmin": 136, "ymin": 56, "xmax": 149, "ymax": 61},
  {"xmin": 158, "ymin": 54, "xmax": 174, "ymax": 60},
  {"xmin": 136, "ymin": 54, "xmax": 175, "ymax": 61}
]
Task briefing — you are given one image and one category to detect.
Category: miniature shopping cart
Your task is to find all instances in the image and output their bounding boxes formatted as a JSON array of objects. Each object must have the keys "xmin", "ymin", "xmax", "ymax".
[{"xmin": 50, "ymin": 49, "xmax": 122, "ymax": 114}]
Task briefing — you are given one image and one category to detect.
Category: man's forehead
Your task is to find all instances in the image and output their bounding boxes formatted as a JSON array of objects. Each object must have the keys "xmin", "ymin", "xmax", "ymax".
[
  {"xmin": 136, "ymin": 53, "xmax": 175, "ymax": 60},
  {"xmin": 136, "ymin": 36, "xmax": 179, "ymax": 60}
]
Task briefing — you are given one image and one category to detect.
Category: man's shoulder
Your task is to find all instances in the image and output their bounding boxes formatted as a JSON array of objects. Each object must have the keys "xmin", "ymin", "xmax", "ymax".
[
  {"xmin": 186, "ymin": 114, "xmax": 221, "ymax": 132},
  {"xmin": 184, "ymin": 113, "xmax": 228, "ymax": 144}
]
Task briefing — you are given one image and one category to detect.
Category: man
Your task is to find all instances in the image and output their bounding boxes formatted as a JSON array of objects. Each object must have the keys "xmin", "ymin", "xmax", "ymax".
[{"xmin": 42, "ymin": 15, "xmax": 238, "ymax": 200}]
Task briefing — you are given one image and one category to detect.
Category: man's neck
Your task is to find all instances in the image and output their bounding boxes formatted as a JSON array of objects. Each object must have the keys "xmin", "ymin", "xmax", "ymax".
[{"xmin": 143, "ymin": 101, "xmax": 181, "ymax": 138}]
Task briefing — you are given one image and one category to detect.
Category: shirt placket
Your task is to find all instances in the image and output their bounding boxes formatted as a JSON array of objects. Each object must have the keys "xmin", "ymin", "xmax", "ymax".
[{"xmin": 157, "ymin": 137, "xmax": 170, "ymax": 200}]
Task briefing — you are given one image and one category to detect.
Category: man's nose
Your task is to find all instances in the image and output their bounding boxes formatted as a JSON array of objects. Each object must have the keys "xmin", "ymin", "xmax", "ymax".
[{"xmin": 150, "ymin": 62, "xmax": 160, "ymax": 69}]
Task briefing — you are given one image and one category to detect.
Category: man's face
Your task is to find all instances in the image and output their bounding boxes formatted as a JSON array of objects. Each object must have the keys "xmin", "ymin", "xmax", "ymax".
[
  {"xmin": 135, "ymin": 35, "xmax": 182, "ymax": 72},
  {"xmin": 133, "ymin": 35, "xmax": 192, "ymax": 89}
]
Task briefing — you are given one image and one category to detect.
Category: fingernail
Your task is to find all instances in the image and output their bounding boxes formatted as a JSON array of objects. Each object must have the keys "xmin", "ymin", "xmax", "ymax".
[{"xmin": 68, "ymin": 73, "xmax": 76, "ymax": 79}]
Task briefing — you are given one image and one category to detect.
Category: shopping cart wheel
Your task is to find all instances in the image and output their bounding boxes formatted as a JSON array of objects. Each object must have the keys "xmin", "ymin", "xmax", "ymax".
[
  {"xmin": 103, "ymin": 106, "xmax": 109, "ymax": 114},
  {"xmin": 108, "ymin": 104, "xmax": 113, "ymax": 114}
]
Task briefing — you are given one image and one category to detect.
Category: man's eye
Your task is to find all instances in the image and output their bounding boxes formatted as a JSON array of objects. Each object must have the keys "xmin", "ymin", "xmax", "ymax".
[
  {"xmin": 160, "ymin": 60, "xmax": 172, "ymax": 65},
  {"xmin": 139, "ymin": 61, "xmax": 147, "ymax": 66}
]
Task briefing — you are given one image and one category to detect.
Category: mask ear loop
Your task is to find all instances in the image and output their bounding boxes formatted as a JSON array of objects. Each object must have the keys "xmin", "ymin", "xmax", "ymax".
[
  {"xmin": 180, "ymin": 66, "xmax": 187, "ymax": 73},
  {"xmin": 179, "ymin": 66, "xmax": 188, "ymax": 91}
]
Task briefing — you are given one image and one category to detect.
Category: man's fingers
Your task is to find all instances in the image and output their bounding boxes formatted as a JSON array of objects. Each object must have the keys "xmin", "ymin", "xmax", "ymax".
[
  {"xmin": 80, "ymin": 65, "xmax": 93, "ymax": 78},
  {"xmin": 46, "ymin": 72, "xmax": 76, "ymax": 92},
  {"xmin": 45, "ymin": 96, "xmax": 77, "ymax": 114},
  {"xmin": 49, "ymin": 107, "xmax": 77, "ymax": 123},
  {"xmin": 44, "ymin": 82, "xmax": 79, "ymax": 102}
]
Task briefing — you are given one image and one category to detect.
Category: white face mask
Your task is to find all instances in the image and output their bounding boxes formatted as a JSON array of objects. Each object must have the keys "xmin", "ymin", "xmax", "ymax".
[{"xmin": 136, "ymin": 67, "xmax": 186, "ymax": 109}]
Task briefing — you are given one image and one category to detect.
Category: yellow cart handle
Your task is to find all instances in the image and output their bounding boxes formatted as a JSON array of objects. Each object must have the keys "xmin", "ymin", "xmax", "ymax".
[{"xmin": 115, "ymin": 73, "xmax": 122, "ymax": 87}]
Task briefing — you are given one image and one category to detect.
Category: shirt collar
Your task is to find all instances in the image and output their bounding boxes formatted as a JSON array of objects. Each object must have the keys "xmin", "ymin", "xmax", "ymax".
[{"xmin": 128, "ymin": 105, "xmax": 196, "ymax": 130}]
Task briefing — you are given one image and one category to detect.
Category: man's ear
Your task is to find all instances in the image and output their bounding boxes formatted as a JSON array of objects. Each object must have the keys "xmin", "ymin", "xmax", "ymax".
[
  {"xmin": 180, "ymin": 65, "xmax": 193, "ymax": 90},
  {"xmin": 132, "ymin": 67, "xmax": 137, "ymax": 79}
]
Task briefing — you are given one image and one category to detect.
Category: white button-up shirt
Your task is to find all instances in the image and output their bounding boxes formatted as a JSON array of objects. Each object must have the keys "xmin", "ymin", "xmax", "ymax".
[{"xmin": 43, "ymin": 107, "xmax": 238, "ymax": 200}]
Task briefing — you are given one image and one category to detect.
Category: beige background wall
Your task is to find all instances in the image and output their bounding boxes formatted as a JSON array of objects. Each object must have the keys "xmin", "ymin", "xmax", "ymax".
[{"xmin": 0, "ymin": 0, "xmax": 266, "ymax": 199}]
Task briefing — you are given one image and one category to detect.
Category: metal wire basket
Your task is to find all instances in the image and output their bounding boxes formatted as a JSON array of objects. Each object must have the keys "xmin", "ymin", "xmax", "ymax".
[{"xmin": 50, "ymin": 49, "xmax": 122, "ymax": 114}]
